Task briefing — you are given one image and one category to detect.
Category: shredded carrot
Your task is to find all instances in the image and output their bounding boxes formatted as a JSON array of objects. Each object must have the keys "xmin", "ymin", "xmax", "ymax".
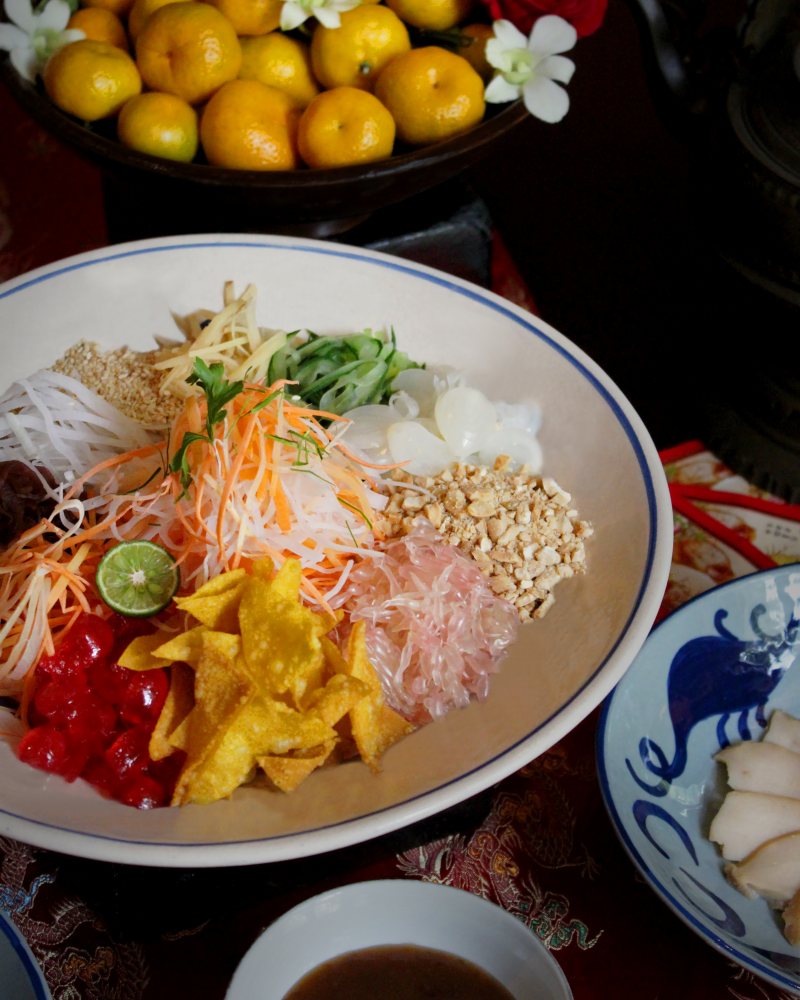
[
  {"xmin": 1, "ymin": 369, "xmax": 391, "ymax": 699},
  {"xmin": 216, "ymin": 413, "xmax": 256, "ymax": 569},
  {"xmin": 64, "ymin": 442, "xmax": 166, "ymax": 502}
]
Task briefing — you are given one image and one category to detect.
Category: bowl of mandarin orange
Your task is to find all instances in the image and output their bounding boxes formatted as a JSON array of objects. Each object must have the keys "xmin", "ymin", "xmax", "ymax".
[{"xmin": 0, "ymin": 0, "xmax": 528, "ymax": 226}]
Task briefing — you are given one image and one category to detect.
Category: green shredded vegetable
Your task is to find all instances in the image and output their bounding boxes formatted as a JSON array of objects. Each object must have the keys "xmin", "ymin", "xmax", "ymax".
[{"xmin": 267, "ymin": 328, "xmax": 421, "ymax": 416}]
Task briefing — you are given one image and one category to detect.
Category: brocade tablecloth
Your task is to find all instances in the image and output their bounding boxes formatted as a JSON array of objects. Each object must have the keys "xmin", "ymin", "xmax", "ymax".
[{"xmin": 3, "ymin": 76, "xmax": 800, "ymax": 1000}]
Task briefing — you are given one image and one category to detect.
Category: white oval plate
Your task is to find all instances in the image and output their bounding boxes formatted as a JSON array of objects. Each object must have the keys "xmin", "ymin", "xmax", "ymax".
[
  {"xmin": 0, "ymin": 235, "xmax": 671, "ymax": 866},
  {"xmin": 226, "ymin": 880, "xmax": 572, "ymax": 1000}
]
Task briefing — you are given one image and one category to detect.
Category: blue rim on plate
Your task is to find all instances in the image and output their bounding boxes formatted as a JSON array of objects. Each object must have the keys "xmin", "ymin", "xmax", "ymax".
[
  {"xmin": 0, "ymin": 906, "xmax": 51, "ymax": 1000},
  {"xmin": 0, "ymin": 235, "xmax": 672, "ymax": 865},
  {"xmin": 597, "ymin": 565, "xmax": 800, "ymax": 993}
]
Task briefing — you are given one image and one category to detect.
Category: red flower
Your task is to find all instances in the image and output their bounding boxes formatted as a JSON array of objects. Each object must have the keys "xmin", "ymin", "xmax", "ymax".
[{"xmin": 480, "ymin": 0, "xmax": 607, "ymax": 38}]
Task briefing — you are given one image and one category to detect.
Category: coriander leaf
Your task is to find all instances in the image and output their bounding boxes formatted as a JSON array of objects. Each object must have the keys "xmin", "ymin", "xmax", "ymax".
[
  {"xmin": 338, "ymin": 497, "xmax": 372, "ymax": 530},
  {"xmin": 186, "ymin": 358, "xmax": 244, "ymax": 440},
  {"xmin": 169, "ymin": 431, "xmax": 210, "ymax": 497},
  {"xmin": 122, "ymin": 467, "xmax": 162, "ymax": 495},
  {"xmin": 246, "ymin": 387, "xmax": 283, "ymax": 418}
]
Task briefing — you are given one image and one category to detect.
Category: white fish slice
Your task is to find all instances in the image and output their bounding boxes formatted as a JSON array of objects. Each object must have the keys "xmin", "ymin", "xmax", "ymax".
[
  {"xmin": 709, "ymin": 790, "xmax": 800, "ymax": 861},
  {"xmin": 726, "ymin": 830, "xmax": 800, "ymax": 907},
  {"xmin": 715, "ymin": 741, "xmax": 800, "ymax": 801},
  {"xmin": 764, "ymin": 710, "xmax": 800, "ymax": 756}
]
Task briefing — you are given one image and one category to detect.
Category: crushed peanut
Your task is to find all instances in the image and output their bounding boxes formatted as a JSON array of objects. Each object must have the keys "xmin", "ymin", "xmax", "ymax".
[
  {"xmin": 376, "ymin": 462, "xmax": 593, "ymax": 622},
  {"xmin": 51, "ymin": 340, "xmax": 183, "ymax": 428}
]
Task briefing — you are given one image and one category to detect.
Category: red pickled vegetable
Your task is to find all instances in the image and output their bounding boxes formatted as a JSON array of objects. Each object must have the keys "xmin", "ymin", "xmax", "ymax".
[
  {"xmin": 118, "ymin": 774, "xmax": 166, "ymax": 810},
  {"xmin": 75, "ymin": 613, "xmax": 115, "ymax": 663},
  {"xmin": 35, "ymin": 613, "xmax": 115, "ymax": 681},
  {"xmin": 33, "ymin": 675, "xmax": 88, "ymax": 722},
  {"xmin": 104, "ymin": 724, "xmax": 154, "ymax": 782},
  {"xmin": 18, "ymin": 725, "xmax": 67, "ymax": 773},
  {"xmin": 87, "ymin": 659, "xmax": 131, "ymax": 704},
  {"xmin": 19, "ymin": 618, "xmax": 177, "ymax": 810},
  {"xmin": 118, "ymin": 670, "xmax": 169, "ymax": 727},
  {"xmin": 59, "ymin": 740, "xmax": 92, "ymax": 783},
  {"xmin": 81, "ymin": 756, "xmax": 120, "ymax": 798},
  {"xmin": 148, "ymin": 750, "xmax": 185, "ymax": 799},
  {"xmin": 65, "ymin": 697, "xmax": 118, "ymax": 752}
]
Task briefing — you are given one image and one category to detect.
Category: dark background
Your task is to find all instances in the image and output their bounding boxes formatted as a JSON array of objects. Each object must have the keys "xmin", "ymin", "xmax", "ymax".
[{"xmin": 0, "ymin": 0, "xmax": 744, "ymax": 452}]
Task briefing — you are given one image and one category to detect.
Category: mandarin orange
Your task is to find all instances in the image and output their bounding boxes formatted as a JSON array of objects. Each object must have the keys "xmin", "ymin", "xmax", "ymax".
[
  {"xmin": 385, "ymin": 0, "xmax": 473, "ymax": 30},
  {"xmin": 204, "ymin": 0, "xmax": 282, "ymax": 36},
  {"xmin": 118, "ymin": 92, "xmax": 199, "ymax": 161},
  {"xmin": 310, "ymin": 5, "xmax": 410, "ymax": 92},
  {"xmin": 374, "ymin": 46, "xmax": 485, "ymax": 146},
  {"xmin": 135, "ymin": 2, "xmax": 241, "ymax": 105},
  {"xmin": 239, "ymin": 33, "xmax": 318, "ymax": 107},
  {"xmin": 127, "ymin": 0, "xmax": 183, "ymax": 40},
  {"xmin": 298, "ymin": 86, "xmax": 395, "ymax": 168},
  {"xmin": 67, "ymin": 7, "xmax": 129, "ymax": 50},
  {"xmin": 460, "ymin": 23, "xmax": 493, "ymax": 81},
  {"xmin": 200, "ymin": 79, "xmax": 301, "ymax": 170},
  {"xmin": 43, "ymin": 39, "xmax": 141, "ymax": 120}
]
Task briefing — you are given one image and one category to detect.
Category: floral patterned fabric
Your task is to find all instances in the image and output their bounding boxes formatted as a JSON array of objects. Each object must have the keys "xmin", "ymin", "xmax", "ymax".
[{"xmin": 3, "ymin": 75, "xmax": 800, "ymax": 1000}]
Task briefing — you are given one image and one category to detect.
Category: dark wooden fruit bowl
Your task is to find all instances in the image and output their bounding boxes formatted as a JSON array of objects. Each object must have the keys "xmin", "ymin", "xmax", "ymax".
[{"xmin": 1, "ymin": 51, "xmax": 527, "ymax": 227}]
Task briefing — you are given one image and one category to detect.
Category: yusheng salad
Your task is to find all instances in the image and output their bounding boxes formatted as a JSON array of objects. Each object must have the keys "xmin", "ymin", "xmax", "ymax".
[{"xmin": 0, "ymin": 283, "xmax": 593, "ymax": 810}]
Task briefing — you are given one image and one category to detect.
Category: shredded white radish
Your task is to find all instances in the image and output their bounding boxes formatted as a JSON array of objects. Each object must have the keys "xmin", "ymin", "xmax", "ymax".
[{"xmin": 0, "ymin": 370, "xmax": 156, "ymax": 489}]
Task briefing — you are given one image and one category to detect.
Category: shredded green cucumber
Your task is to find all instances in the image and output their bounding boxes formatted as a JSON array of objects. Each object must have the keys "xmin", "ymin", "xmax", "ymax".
[{"xmin": 268, "ymin": 328, "xmax": 421, "ymax": 416}]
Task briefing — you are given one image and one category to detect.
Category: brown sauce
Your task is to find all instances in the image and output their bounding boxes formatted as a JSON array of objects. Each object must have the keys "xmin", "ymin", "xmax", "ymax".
[{"xmin": 282, "ymin": 944, "xmax": 517, "ymax": 1000}]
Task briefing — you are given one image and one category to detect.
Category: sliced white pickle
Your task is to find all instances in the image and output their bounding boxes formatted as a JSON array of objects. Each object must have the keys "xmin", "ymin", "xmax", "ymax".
[
  {"xmin": 341, "ymin": 405, "xmax": 395, "ymax": 451},
  {"xmin": 387, "ymin": 421, "xmax": 453, "ymax": 477},
  {"xmin": 434, "ymin": 387, "xmax": 497, "ymax": 458},
  {"xmin": 478, "ymin": 427, "xmax": 543, "ymax": 474},
  {"xmin": 390, "ymin": 369, "xmax": 439, "ymax": 416}
]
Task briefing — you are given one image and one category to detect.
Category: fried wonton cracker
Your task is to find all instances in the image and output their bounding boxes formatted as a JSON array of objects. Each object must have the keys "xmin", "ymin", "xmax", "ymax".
[
  {"xmin": 168, "ymin": 714, "xmax": 191, "ymax": 753},
  {"xmin": 149, "ymin": 663, "xmax": 195, "ymax": 761},
  {"xmin": 238, "ymin": 558, "xmax": 334, "ymax": 706},
  {"xmin": 183, "ymin": 568, "xmax": 248, "ymax": 598},
  {"xmin": 321, "ymin": 635, "xmax": 349, "ymax": 676},
  {"xmin": 258, "ymin": 740, "xmax": 337, "ymax": 793},
  {"xmin": 176, "ymin": 584, "xmax": 247, "ymax": 633},
  {"xmin": 171, "ymin": 631, "xmax": 254, "ymax": 806},
  {"xmin": 345, "ymin": 621, "xmax": 415, "ymax": 772},
  {"xmin": 181, "ymin": 693, "xmax": 336, "ymax": 805},
  {"xmin": 306, "ymin": 673, "xmax": 370, "ymax": 729},
  {"xmin": 118, "ymin": 632, "xmax": 173, "ymax": 672},
  {"xmin": 151, "ymin": 625, "xmax": 208, "ymax": 667},
  {"xmin": 251, "ymin": 557, "xmax": 274, "ymax": 581}
]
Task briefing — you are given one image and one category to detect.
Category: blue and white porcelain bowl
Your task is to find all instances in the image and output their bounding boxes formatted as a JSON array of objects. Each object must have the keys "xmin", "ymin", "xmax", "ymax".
[
  {"xmin": 598, "ymin": 565, "xmax": 800, "ymax": 994},
  {"xmin": 0, "ymin": 906, "xmax": 51, "ymax": 1000}
]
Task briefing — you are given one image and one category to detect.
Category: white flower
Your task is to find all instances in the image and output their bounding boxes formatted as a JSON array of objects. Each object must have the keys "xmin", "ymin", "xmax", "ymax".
[
  {"xmin": 0, "ymin": 0, "xmax": 83, "ymax": 82},
  {"xmin": 280, "ymin": 0, "xmax": 360, "ymax": 31},
  {"xmin": 484, "ymin": 16, "xmax": 577, "ymax": 124}
]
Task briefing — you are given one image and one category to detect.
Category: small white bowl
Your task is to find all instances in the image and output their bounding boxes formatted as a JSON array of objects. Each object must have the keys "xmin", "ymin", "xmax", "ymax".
[{"xmin": 226, "ymin": 879, "xmax": 572, "ymax": 1000}]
